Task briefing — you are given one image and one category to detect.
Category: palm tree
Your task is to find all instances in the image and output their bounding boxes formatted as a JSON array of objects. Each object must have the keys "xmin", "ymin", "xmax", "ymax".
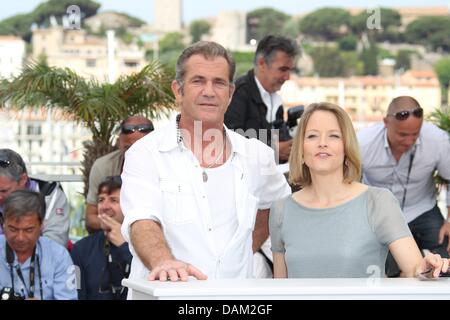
[{"xmin": 0, "ymin": 61, "xmax": 175, "ymax": 196}]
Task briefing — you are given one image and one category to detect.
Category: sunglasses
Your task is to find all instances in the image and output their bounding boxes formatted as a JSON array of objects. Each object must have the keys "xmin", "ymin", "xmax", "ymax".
[
  {"xmin": 120, "ymin": 124, "xmax": 154, "ymax": 135},
  {"xmin": 387, "ymin": 108, "xmax": 423, "ymax": 121},
  {"xmin": 0, "ymin": 159, "xmax": 11, "ymax": 168}
]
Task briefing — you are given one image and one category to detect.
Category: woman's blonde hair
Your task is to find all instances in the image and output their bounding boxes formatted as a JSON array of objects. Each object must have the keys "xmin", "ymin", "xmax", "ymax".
[{"xmin": 289, "ymin": 102, "xmax": 361, "ymax": 187}]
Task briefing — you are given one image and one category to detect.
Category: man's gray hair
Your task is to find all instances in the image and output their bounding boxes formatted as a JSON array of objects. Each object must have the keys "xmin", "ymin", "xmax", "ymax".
[
  {"xmin": 175, "ymin": 41, "xmax": 236, "ymax": 86},
  {"xmin": 0, "ymin": 149, "xmax": 27, "ymax": 182},
  {"xmin": 254, "ymin": 34, "xmax": 300, "ymax": 66},
  {"xmin": 4, "ymin": 190, "xmax": 46, "ymax": 224}
]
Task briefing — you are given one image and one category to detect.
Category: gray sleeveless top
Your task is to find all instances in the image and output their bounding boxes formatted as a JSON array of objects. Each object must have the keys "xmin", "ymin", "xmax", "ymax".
[{"xmin": 269, "ymin": 186, "xmax": 411, "ymax": 278}]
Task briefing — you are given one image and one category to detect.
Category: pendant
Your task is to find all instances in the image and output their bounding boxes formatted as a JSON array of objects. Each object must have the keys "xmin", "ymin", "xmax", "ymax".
[{"xmin": 202, "ymin": 170, "xmax": 208, "ymax": 182}]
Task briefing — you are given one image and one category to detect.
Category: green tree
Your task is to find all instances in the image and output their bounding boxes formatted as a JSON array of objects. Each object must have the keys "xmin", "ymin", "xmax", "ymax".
[
  {"xmin": 395, "ymin": 50, "xmax": 413, "ymax": 71},
  {"xmin": 159, "ymin": 32, "xmax": 184, "ymax": 54},
  {"xmin": 33, "ymin": 0, "xmax": 100, "ymax": 24},
  {"xmin": 0, "ymin": 61, "xmax": 175, "ymax": 196},
  {"xmin": 281, "ymin": 17, "xmax": 300, "ymax": 39},
  {"xmin": 232, "ymin": 51, "xmax": 254, "ymax": 78},
  {"xmin": 189, "ymin": 19, "xmax": 211, "ymax": 43},
  {"xmin": 405, "ymin": 16, "xmax": 450, "ymax": 51},
  {"xmin": 299, "ymin": 8, "xmax": 351, "ymax": 41},
  {"xmin": 434, "ymin": 58, "xmax": 450, "ymax": 105},
  {"xmin": 0, "ymin": 0, "xmax": 100, "ymax": 41},
  {"xmin": 115, "ymin": 26, "xmax": 134, "ymax": 44},
  {"xmin": 341, "ymin": 51, "xmax": 363, "ymax": 76},
  {"xmin": 0, "ymin": 14, "xmax": 35, "ymax": 41},
  {"xmin": 311, "ymin": 47, "xmax": 346, "ymax": 77},
  {"xmin": 377, "ymin": 47, "xmax": 395, "ymax": 60},
  {"xmin": 247, "ymin": 7, "xmax": 290, "ymax": 41},
  {"xmin": 360, "ymin": 41, "xmax": 378, "ymax": 75},
  {"xmin": 429, "ymin": 28, "xmax": 450, "ymax": 52},
  {"xmin": 338, "ymin": 35, "xmax": 357, "ymax": 51}
]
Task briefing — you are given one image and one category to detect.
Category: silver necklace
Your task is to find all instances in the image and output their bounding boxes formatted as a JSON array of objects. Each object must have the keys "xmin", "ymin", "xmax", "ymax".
[{"xmin": 176, "ymin": 114, "xmax": 226, "ymax": 182}]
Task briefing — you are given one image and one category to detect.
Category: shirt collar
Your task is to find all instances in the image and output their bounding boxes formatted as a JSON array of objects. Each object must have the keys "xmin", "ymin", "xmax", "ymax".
[
  {"xmin": 254, "ymin": 75, "xmax": 271, "ymax": 101},
  {"xmin": 27, "ymin": 179, "xmax": 39, "ymax": 192},
  {"xmin": 383, "ymin": 129, "xmax": 389, "ymax": 149},
  {"xmin": 157, "ymin": 117, "xmax": 248, "ymax": 157},
  {"xmin": 157, "ymin": 119, "xmax": 179, "ymax": 152},
  {"xmin": 254, "ymin": 75, "xmax": 283, "ymax": 123}
]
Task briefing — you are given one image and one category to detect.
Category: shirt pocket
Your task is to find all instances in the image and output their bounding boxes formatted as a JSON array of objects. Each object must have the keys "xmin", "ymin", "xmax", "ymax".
[
  {"xmin": 159, "ymin": 178, "xmax": 196, "ymax": 225},
  {"xmin": 239, "ymin": 193, "xmax": 260, "ymax": 231}
]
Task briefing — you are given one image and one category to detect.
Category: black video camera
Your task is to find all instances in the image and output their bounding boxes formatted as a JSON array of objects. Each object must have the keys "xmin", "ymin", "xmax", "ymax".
[
  {"xmin": 271, "ymin": 105, "xmax": 304, "ymax": 141},
  {"xmin": 0, "ymin": 287, "xmax": 25, "ymax": 300}
]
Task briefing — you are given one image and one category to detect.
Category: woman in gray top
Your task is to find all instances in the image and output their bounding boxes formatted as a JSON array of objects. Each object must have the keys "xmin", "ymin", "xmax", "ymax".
[{"xmin": 270, "ymin": 102, "xmax": 449, "ymax": 278}]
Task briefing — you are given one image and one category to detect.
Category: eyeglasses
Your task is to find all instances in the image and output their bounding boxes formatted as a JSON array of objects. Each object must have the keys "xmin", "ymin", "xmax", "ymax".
[
  {"xmin": 0, "ymin": 159, "xmax": 11, "ymax": 168},
  {"xmin": 120, "ymin": 124, "xmax": 154, "ymax": 135},
  {"xmin": 387, "ymin": 108, "xmax": 423, "ymax": 121}
]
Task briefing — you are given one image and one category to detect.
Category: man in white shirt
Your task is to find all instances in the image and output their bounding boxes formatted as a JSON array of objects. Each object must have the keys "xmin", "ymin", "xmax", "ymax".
[
  {"xmin": 224, "ymin": 35, "xmax": 300, "ymax": 163},
  {"xmin": 224, "ymin": 35, "xmax": 299, "ymax": 277},
  {"xmin": 120, "ymin": 41, "xmax": 291, "ymax": 288}
]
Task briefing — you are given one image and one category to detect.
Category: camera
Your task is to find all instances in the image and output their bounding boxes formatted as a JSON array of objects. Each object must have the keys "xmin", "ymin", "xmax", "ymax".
[
  {"xmin": 0, "ymin": 287, "xmax": 25, "ymax": 300},
  {"xmin": 271, "ymin": 105, "xmax": 304, "ymax": 141}
]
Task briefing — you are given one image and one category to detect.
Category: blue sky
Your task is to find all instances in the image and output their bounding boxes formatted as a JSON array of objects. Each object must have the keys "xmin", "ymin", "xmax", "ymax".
[{"xmin": 2, "ymin": 0, "xmax": 449, "ymax": 23}]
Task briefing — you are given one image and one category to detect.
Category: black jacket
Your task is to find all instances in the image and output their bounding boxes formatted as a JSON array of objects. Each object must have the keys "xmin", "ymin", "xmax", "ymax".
[
  {"xmin": 225, "ymin": 69, "xmax": 283, "ymax": 146},
  {"xmin": 71, "ymin": 231, "xmax": 132, "ymax": 300}
]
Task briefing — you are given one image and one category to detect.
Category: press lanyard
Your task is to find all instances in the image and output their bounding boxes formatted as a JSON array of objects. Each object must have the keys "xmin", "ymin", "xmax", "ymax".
[
  {"xmin": 8, "ymin": 244, "xmax": 43, "ymax": 299},
  {"xmin": 103, "ymin": 238, "xmax": 130, "ymax": 298},
  {"xmin": 15, "ymin": 249, "xmax": 36, "ymax": 298},
  {"xmin": 401, "ymin": 145, "xmax": 417, "ymax": 210}
]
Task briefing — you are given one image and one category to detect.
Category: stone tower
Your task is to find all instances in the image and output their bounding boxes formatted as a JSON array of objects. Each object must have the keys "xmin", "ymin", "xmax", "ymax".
[{"xmin": 154, "ymin": 0, "xmax": 182, "ymax": 32}]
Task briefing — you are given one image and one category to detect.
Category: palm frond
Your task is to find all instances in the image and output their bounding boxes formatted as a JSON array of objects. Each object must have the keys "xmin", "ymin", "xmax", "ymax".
[
  {"xmin": 0, "ymin": 62, "xmax": 86, "ymax": 109},
  {"xmin": 2, "ymin": 60, "xmax": 176, "ymax": 196},
  {"xmin": 115, "ymin": 61, "xmax": 175, "ymax": 119},
  {"xmin": 429, "ymin": 107, "xmax": 450, "ymax": 134}
]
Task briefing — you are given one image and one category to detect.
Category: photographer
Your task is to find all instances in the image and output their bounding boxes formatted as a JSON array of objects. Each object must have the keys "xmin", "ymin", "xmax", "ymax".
[
  {"xmin": 0, "ymin": 148, "xmax": 70, "ymax": 248},
  {"xmin": 71, "ymin": 176, "xmax": 131, "ymax": 300},
  {"xmin": 0, "ymin": 190, "xmax": 77, "ymax": 300},
  {"xmin": 224, "ymin": 34, "xmax": 300, "ymax": 162}
]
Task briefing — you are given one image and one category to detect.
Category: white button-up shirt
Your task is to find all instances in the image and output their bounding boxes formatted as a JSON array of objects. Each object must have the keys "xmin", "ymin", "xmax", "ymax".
[
  {"xmin": 120, "ymin": 120, "xmax": 291, "ymax": 281},
  {"xmin": 254, "ymin": 76, "xmax": 283, "ymax": 124}
]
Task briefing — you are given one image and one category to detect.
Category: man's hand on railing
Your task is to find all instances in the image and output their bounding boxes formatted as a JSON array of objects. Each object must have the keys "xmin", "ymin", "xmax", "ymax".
[{"xmin": 148, "ymin": 259, "xmax": 207, "ymax": 282}]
